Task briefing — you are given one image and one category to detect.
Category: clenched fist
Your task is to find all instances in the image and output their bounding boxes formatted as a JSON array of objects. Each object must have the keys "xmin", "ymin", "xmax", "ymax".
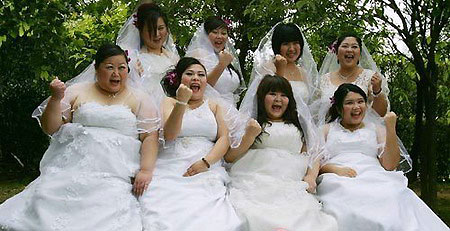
[
  {"xmin": 176, "ymin": 83, "xmax": 193, "ymax": 104},
  {"xmin": 218, "ymin": 50, "xmax": 233, "ymax": 67},
  {"xmin": 49, "ymin": 77, "xmax": 66, "ymax": 100},
  {"xmin": 245, "ymin": 119, "xmax": 262, "ymax": 139},
  {"xmin": 383, "ymin": 111, "xmax": 397, "ymax": 128}
]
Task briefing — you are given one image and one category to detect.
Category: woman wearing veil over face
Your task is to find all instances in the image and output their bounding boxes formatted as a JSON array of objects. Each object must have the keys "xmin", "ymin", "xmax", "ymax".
[
  {"xmin": 0, "ymin": 44, "xmax": 159, "ymax": 231},
  {"xmin": 116, "ymin": 2, "xmax": 179, "ymax": 105},
  {"xmin": 185, "ymin": 16, "xmax": 245, "ymax": 108},
  {"xmin": 311, "ymin": 33, "xmax": 389, "ymax": 122},
  {"xmin": 224, "ymin": 74, "xmax": 338, "ymax": 231},
  {"xmin": 316, "ymin": 83, "xmax": 448, "ymax": 231}
]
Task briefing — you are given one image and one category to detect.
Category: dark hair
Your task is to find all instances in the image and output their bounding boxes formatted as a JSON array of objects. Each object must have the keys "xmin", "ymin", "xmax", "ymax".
[
  {"xmin": 271, "ymin": 23, "xmax": 304, "ymax": 61},
  {"xmin": 203, "ymin": 16, "xmax": 244, "ymax": 87},
  {"xmin": 255, "ymin": 75, "xmax": 303, "ymax": 141},
  {"xmin": 136, "ymin": 3, "xmax": 168, "ymax": 38},
  {"xmin": 94, "ymin": 43, "xmax": 129, "ymax": 70},
  {"xmin": 334, "ymin": 33, "xmax": 362, "ymax": 64},
  {"xmin": 204, "ymin": 16, "xmax": 228, "ymax": 34},
  {"xmin": 161, "ymin": 57, "xmax": 206, "ymax": 97},
  {"xmin": 327, "ymin": 83, "xmax": 367, "ymax": 123}
]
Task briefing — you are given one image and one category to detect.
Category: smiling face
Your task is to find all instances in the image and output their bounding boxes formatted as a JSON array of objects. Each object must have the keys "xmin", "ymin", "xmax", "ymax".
[
  {"xmin": 337, "ymin": 37, "xmax": 361, "ymax": 68},
  {"xmin": 96, "ymin": 55, "xmax": 129, "ymax": 94},
  {"xmin": 140, "ymin": 17, "xmax": 168, "ymax": 53},
  {"xmin": 279, "ymin": 41, "xmax": 301, "ymax": 63},
  {"xmin": 180, "ymin": 64, "xmax": 207, "ymax": 101},
  {"xmin": 340, "ymin": 91, "xmax": 367, "ymax": 128},
  {"xmin": 208, "ymin": 27, "xmax": 228, "ymax": 52},
  {"xmin": 264, "ymin": 91, "xmax": 289, "ymax": 122}
]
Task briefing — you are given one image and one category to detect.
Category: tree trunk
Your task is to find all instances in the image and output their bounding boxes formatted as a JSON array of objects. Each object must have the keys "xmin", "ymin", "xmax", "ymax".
[
  {"xmin": 407, "ymin": 80, "xmax": 423, "ymax": 183},
  {"xmin": 419, "ymin": 70, "xmax": 438, "ymax": 209}
]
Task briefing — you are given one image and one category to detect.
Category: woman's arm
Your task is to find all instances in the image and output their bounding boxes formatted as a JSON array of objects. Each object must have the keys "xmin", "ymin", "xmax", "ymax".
[
  {"xmin": 370, "ymin": 72, "xmax": 388, "ymax": 116},
  {"xmin": 133, "ymin": 131, "xmax": 159, "ymax": 196},
  {"xmin": 303, "ymin": 157, "xmax": 320, "ymax": 193},
  {"xmin": 378, "ymin": 112, "xmax": 401, "ymax": 170},
  {"xmin": 163, "ymin": 84, "xmax": 192, "ymax": 141},
  {"xmin": 224, "ymin": 119, "xmax": 261, "ymax": 163},
  {"xmin": 206, "ymin": 51, "xmax": 233, "ymax": 87},
  {"xmin": 41, "ymin": 78, "xmax": 66, "ymax": 135},
  {"xmin": 183, "ymin": 102, "xmax": 230, "ymax": 176},
  {"xmin": 320, "ymin": 164, "xmax": 357, "ymax": 177}
]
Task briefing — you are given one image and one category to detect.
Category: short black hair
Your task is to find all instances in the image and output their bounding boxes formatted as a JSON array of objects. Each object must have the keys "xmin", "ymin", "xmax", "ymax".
[
  {"xmin": 94, "ymin": 43, "xmax": 128, "ymax": 70},
  {"xmin": 271, "ymin": 23, "xmax": 304, "ymax": 60}
]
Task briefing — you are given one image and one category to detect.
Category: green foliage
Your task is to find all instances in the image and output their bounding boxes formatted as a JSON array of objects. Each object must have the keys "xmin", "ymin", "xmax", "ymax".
[{"xmin": 0, "ymin": 0, "xmax": 448, "ymax": 183}]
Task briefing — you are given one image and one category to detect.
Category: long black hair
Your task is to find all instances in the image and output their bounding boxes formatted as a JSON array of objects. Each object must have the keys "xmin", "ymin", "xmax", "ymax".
[
  {"xmin": 255, "ymin": 75, "xmax": 303, "ymax": 141},
  {"xmin": 203, "ymin": 16, "xmax": 244, "ymax": 87},
  {"xmin": 271, "ymin": 23, "xmax": 304, "ymax": 61},
  {"xmin": 327, "ymin": 83, "xmax": 367, "ymax": 123},
  {"xmin": 94, "ymin": 43, "xmax": 129, "ymax": 70},
  {"xmin": 161, "ymin": 57, "xmax": 206, "ymax": 97}
]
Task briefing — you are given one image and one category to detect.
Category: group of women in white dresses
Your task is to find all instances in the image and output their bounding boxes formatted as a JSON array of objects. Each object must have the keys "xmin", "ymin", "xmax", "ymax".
[{"xmin": 0, "ymin": 2, "xmax": 448, "ymax": 231}]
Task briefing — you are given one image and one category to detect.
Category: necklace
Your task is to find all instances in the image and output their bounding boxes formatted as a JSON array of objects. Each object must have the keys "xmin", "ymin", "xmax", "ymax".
[
  {"xmin": 338, "ymin": 68, "xmax": 358, "ymax": 80},
  {"xmin": 95, "ymin": 83, "xmax": 121, "ymax": 98}
]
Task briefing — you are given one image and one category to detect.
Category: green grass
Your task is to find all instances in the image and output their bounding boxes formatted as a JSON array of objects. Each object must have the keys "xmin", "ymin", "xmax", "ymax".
[{"xmin": 1, "ymin": 178, "xmax": 449, "ymax": 226}]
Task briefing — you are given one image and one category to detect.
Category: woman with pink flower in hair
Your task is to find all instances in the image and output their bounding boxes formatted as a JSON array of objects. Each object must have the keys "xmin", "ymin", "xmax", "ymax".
[
  {"xmin": 138, "ymin": 57, "xmax": 243, "ymax": 230},
  {"xmin": 185, "ymin": 16, "xmax": 245, "ymax": 108}
]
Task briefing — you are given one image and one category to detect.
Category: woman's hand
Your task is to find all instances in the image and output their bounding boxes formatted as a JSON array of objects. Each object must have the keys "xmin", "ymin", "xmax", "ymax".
[
  {"xmin": 49, "ymin": 77, "xmax": 66, "ymax": 100},
  {"xmin": 176, "ymin": 83, "xmax": 193, "ymax": 104},
  {"xmin": 274, "ymin": 54, "xmax": 287, "ymax": 70},
  {"xmin": 218, "ymin": 50, "xmax": 233, "ymax": 67},
  {"xmin": 303, "ymin": 175, "xmax": 317, "ymax": 193},
  {"xmin": 383, "ymin": 111, "xmax": 397, "ymax": 128},
  {"xmin": 133, "ymin": 169, "xmax": 153, "ymax": 196},
  {"xmin": 246, "ymin": 119, "xmax": 262, "ymax": 139},
  {"xmin": 183, "ymin": 160, "xmax": 209, "ymax": 177},
  {"xmin": 371, "ymin": 72, "xmax": 382, "ymax": 94},
  {"xmin": 335, "ymin": 166, "xmax": 357, "ymax": 177},
  {"xmin": 136, "ymin": 59, "xmax": 144, "ymax": 77}
]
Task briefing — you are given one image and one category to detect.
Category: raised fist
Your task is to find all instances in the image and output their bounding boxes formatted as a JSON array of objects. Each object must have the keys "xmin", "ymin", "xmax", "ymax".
[
  {"xmin": 49, "ymin": 77, "xmax": 66, "ymax": 100},
  {"xmin": 218, "ymin": 50, "xmax": 233, "ymax": 66},
  {"xmin": 274, "ymin": 54, "xmax": 288, "ymax": 73},
  {"xmin": 176, "ymin": 83, "xmax": 193, "ymax": 103},
  {"xmin": 383, "ymin": 111, "xmax": 397, "ymax": 128},
  {"xmin": 245, "ymin": 119, "xmax": 262, "ymax": 138}
]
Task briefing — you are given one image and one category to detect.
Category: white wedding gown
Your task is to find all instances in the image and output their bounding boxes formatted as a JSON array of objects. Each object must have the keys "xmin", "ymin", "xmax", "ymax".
[
  {"xmin": 139, "ymin": 100, "xmax": 243, "ymax": 230},
  {"xmin": 228, "ymin": 122, "xmax": 338, "ymax": 231},
  {"xmin": 0, "ymin": 102, "xmax": 143, "ymax": 231},
  {"xmin": 317, "ymin": 121, "xmax": 449, "ymax": 231}
]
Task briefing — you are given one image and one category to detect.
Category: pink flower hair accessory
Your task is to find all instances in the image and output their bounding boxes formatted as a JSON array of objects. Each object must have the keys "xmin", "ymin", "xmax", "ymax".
[
  {"xmin": 329, "ymin": 96, "xmax": 336, "ymax": 105},
  {"xmin": 328, "ymin": 40, "xmax": 337, "ymax": 54},
  {"xmin": 166, "ymin": 71, "xmax": 177, "ymax": 85}
]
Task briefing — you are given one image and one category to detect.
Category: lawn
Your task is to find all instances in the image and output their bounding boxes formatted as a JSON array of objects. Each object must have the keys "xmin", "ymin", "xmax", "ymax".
[{"xmin": 1, "ymin": 177, "xmax": 449, "ymax": 226}]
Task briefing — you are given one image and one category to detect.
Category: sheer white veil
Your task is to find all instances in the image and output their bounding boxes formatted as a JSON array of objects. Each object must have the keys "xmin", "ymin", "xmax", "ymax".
[
  {"xmin": 319, "ymin": 41, "xmax": 390, "ymax": 102},
  {"xmin": 247, "ymin": 22, "xmax": 319, "ymax": 104},
  {"xmin": 185, "ymin": 23, "xmax": 246, "ymax": 102}
]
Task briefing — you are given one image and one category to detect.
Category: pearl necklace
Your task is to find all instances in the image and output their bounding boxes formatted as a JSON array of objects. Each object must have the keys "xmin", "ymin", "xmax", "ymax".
[{"xmin": 338, "ymin": 68, "xmax": 358, "ymax": 81}]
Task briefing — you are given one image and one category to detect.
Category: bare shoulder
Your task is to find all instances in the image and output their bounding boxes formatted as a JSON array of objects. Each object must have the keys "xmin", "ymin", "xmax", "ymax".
[{"xmin": 207, "ymin": 99, "xmax": 219, "ymax": 114}]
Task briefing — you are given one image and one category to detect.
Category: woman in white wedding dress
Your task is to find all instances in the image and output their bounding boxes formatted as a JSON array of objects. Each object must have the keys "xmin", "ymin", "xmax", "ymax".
[
  {"xmin": 139, "ymin": 57, "xmax": 243, "ymax": 230},
  {"xmin": 0, "ymin": 44, "xmax": 160, "ymax": 231},
  {"xmin": 312, "ymin": 33, "xmax": 389, "ymax": 120},
  {"xmin": 185, "ymin": 16, "xmax": 245, "ymax": 107},
  {"xmin": 226, "ymin": 75, "xmax": 338, "ymax": 231},
  {"xmin": 248, "ymin": 22, "xmax": 319, "ymax": 104},
  {"xmin": 116, "ymin": 2, "xmax": 179, "ymax": 105},
  {"xmin": 317, "ymin": 83, "xmax": 448, "ymax": 231}
]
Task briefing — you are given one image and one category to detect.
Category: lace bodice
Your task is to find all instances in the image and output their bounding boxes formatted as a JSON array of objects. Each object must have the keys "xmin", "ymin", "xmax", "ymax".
[
  {"xmin": 254, "ymin": 122, "xmax": 303, "ymax": 153},
  {"xmin": 290, "ymin": 80, "xmax": 310, "ymax": 103},
  {"xmin": 325, "ymin": 121, "xmax": 379, "ymax": 160},
  {"xmin": 319, "ymin": 69, "xmax": 374, "ymax": 100},
  {"xmin": 139, "ymin": 49, "xmax": 178, "ymax": 82},
  {"xmin": 72, "ymin": 102, "xmax": 138, "ymax": 137},
  {"xmin": 178, "ymin": 100, "xmax": 217, "ymax": 141}
]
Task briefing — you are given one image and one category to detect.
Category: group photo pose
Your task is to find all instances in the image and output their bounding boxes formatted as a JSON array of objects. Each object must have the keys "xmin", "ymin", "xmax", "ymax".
[{"xmin": 1, "ymin": 0, "xmax": 448, "ymax": 230}]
